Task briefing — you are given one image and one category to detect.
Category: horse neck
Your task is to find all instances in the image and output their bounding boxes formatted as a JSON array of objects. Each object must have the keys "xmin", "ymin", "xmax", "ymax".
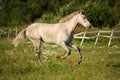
[{"xmin": 65, "ymin": 15, "xmax": 78, "ymax": 33}]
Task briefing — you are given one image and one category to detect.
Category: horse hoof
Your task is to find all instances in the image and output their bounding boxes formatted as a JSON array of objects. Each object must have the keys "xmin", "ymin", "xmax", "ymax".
[
  {"xmin": 38, "ymin": 61, "xmax": 43, "ymax": 65},
  {"xmin": 78, "ymin": 60, "xmax": 82, "ymax": 64},
  {"xmin": 39, "ymin": 63, "xmax": 42, "ymax": 65},
  {"xmin": 78, "ymin": 61, "xmax": 81, "ymax": 64},
  {"xmin": 56, "ymin": 56, "xmax": 62, "ymax": 59},
  {"xmin": 78, "ymin": 59, "xmax": 82, "ymax": 64}
]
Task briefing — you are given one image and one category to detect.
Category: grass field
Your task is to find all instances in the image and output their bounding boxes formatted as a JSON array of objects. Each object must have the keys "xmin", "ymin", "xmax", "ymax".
[{"xmin": 0, "ymin": 38, "xmax": 120, "ymax": 80}]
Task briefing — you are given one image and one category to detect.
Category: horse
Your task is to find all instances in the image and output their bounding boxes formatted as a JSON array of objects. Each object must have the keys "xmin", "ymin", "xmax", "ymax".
[{"xmin": 13, "ymin": 10, "xmax": 91, "ymax": 65}]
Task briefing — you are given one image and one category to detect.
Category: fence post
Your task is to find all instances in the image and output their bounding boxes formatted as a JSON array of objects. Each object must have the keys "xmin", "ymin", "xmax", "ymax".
[
  {"xmin": 15, "ymin": 28, "xmax": 18, "ymax": 37},
  {"xmin": 0, "ymin": 30, "xmax": 1, "ymax": 39},
  {"xmin": 108, "ymin": 30, "xmax": 114, "ymax": 46},
  {"xmin": 8, "ymin": 28, "xmax": 11, "ymax": 39},
  {"xmin": 95, "ymin": 31, "xmax": 100, "ymax": 46},
  {"xmin": 80, "ymin": 31, "xmax": 86, "ymax": 46}
]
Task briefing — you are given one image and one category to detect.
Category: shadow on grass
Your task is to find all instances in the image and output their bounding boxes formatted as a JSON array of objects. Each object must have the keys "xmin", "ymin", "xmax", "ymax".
[{"xmin": 106, "ymin": 63, "xmax": 120, "ymax": 68}]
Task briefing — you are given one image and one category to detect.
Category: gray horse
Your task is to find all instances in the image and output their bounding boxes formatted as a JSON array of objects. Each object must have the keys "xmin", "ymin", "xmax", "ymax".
[{"xmin": 13, "ymin": 10, "xmax": 91, "ymax": 64}]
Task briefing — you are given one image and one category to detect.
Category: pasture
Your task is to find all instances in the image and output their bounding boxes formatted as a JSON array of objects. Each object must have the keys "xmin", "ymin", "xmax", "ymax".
[{"xmin": 0, "ymin": 37, "xmax": 120, "ymax": 80}]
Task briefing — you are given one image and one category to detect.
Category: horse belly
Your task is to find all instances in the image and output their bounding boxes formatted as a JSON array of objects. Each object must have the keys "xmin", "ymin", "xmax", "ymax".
[
  {"xmin": 41, "ymin": 33, "xmax": 57, "ymax": 44},
  {"xmin": 42, "ymin": 37, "xmax": 56, "ymax": 44}
]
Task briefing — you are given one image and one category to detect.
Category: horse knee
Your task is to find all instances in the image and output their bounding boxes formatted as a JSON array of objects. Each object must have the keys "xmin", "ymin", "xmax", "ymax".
[
  {"xmin": 77, "ymin": 47, "xmax": 81, "ymax": 52},
  {"xmin": 68, "ymin": 50, "xmax": 71, "ymax": 55}
]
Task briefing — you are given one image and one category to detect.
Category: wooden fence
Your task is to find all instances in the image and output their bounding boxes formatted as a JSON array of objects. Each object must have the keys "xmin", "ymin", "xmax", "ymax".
[
  {"xmin": 0, "ymin": 28, "xmax": 120, "ymax": 46},
  {"xmin": 74, "ymin": 30, "xmax": 120, "ymax": 46},
  {"xmin": 0, "ymin": 28, "xmax": 18, "ymax": 39}
]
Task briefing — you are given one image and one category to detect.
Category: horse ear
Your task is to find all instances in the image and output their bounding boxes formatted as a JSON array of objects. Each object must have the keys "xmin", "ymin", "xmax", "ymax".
[{"xmin": 80, "ymin": 10, "xmax": 84, "ymax": 15}]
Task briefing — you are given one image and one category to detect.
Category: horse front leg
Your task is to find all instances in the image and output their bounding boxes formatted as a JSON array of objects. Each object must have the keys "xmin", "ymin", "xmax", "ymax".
[
  {"xmin": 76, "ymin": 47, "xmax": 82, "ymax": 64},
  {"xmin": 57, "ymin": 42, "xmax": 71, "ymax": 59},
  {"xmin": 68, "ymin": 43, "xmax": 82, "ymax": 64}
]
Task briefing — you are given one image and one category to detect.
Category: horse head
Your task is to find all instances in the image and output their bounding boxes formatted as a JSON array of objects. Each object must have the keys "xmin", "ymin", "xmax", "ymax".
[{"xmin": 77, "ymin": 10, "xmax": 92, "ymax": 28}]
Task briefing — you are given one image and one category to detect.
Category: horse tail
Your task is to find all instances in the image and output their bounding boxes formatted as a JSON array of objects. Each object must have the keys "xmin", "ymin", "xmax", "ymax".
[{"xmin": 13, "ymin": 29, "xmax": 26, "ymax": 47}]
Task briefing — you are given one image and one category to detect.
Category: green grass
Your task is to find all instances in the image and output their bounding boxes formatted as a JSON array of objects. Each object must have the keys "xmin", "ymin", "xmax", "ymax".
[{"xmin": 0, "ymin": 38, "xmax": 120, "ymax": 80}]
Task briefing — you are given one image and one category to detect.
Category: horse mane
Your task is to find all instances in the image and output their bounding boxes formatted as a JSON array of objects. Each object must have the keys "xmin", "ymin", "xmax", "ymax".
[{"xmin": 59, "ymin": 10, "xmax": 80, "ymax": 23}]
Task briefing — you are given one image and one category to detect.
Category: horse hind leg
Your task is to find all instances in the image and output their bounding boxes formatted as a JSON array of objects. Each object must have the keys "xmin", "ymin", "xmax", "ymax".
[
  {"xmin": 35, "ymin": 44, "xmax": 42, "ymax": 65},
  {"xmin": 30, "ymin": 38, "xmax": 42, "ymax": 65},
  {"xmin": 35, "ymin": 40, "xmax": 43, "ymax": 65}
]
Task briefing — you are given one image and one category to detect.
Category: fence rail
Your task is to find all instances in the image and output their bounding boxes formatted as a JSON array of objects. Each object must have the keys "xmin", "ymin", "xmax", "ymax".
[
  {"xmin": 0, "ymin": 28, "xmax": 120, "ymax": 46},
  {"xmin": 0, "ymin": 28, "xmax": 18, "ymax": 39},
  {"xmin": 74, "ymin": 30, "xmax": 120, "ymax": 46}
]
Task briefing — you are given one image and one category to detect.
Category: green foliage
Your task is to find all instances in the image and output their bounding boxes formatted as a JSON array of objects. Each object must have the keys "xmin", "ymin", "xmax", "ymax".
[
  {"xmin": 84, "ymin": 0, "xmax": 120, "ymax": 28},
  {"xmin": 0, "ymin": 0, "xmax": 120, "ymax": 28}
]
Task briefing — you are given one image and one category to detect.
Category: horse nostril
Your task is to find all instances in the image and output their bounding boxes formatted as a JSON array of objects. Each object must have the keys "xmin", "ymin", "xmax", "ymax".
[
  {"xmin": 89, "ymin": 26, "xmax": 91, "ymax": 28},
  {"xmin": 88, "ymin": 24, "xmax": 92, "ymax": 28}
]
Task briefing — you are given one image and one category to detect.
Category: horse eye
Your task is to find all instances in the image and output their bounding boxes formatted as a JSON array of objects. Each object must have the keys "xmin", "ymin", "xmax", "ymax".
[{"xmin": 83, "ymin": 17, "xmax": 86, "ymax": 19}]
